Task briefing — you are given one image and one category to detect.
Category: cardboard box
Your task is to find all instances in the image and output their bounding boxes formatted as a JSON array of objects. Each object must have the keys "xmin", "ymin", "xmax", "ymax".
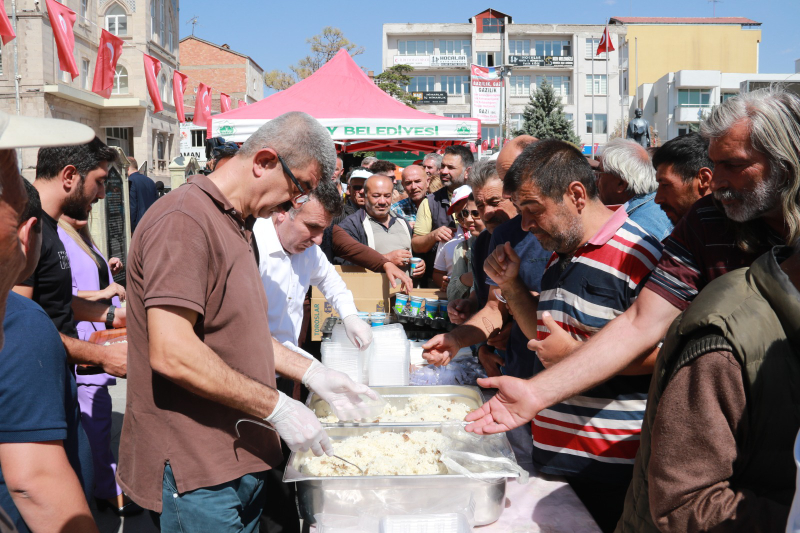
[{"xmin": 310, "ymin": 266, "xmax": 400, "ymax": 341}]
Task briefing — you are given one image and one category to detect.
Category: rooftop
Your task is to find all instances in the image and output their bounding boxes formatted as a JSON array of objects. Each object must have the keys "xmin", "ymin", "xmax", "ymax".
[
  {"xmin": 610, "ymin": 16, "xmax": 760, "ymax": 26},
  {"xmin": 179, "ymin": 36, "xmax": 264, "ymax": 71}
]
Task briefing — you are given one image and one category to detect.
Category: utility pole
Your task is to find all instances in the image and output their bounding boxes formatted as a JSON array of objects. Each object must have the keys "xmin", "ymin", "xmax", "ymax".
[
  {"xmin": 709, "ymin": 0, "xmax": 722, "ymax": 17},
  {"xmin": 11, "ymin": 0, "xmax": 21, "ymax": 169}
]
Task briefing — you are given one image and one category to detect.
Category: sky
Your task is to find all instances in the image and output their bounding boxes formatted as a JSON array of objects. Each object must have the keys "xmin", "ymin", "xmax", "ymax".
[{"xmin": 179, "ymin": 0, "xmax": 799, "ymax": 79}]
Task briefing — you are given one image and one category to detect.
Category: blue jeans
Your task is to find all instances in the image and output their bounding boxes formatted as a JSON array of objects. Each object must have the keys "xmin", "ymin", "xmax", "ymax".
[{"xmin": 157, "ymin": 463, "xmax": 267, "ymax": 533}]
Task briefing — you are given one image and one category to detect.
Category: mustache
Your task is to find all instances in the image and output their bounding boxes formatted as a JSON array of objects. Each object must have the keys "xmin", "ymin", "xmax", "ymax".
[{"xmin": 713, "ymin": 188, "xmax": 743, "ymax": 202}]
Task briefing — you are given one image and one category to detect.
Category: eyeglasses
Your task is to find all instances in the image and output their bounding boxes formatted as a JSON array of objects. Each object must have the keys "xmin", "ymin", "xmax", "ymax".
[
  {"xmin": 349, "ymin": 183, "xmax": 364, "ymax": 192},
  {"xmin": 277, "ymin": 154, "xmax": 309, "ymax": 206},
  {"xmin": 459, "ymin": 209, "xmax": 480, "ymax": 220}
]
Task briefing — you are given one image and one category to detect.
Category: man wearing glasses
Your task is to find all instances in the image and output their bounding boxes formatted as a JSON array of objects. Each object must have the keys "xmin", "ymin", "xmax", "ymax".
[{"xmin": 117, "ymin": 112, "xmax": 369, "ymax": 532}]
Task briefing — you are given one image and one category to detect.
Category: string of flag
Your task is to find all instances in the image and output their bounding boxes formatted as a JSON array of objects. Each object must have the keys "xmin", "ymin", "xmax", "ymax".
[{"xmin": 1, "ymin": 0, "xmax": 247, "ymax": 128}]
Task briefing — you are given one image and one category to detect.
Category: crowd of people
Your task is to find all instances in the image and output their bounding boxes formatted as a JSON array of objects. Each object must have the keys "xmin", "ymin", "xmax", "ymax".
[{"xmin": 0, "ymin": 86, "xmax": 798, "ymax": 533}]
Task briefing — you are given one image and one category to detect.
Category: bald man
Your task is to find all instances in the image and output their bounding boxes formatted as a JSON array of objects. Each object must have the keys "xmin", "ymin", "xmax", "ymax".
[
  {"xmin": 495, "ymin": 135, "xmax": 538, "ymax": 180},
  {"xmin": 337, "ymin": 175, "xmax": 425, "ymax": 278},
  {"xmin": 391, "ymin": 165, "xmax": 429, "ymax": 226}
]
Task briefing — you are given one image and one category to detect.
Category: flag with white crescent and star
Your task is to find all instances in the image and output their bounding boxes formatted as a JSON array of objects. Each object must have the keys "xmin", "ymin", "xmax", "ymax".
[
  {"xmin": 45, "ymin": 0, "xmax": 78, "ymax": 79},
  {"xmin": 193, "ymin": 82, "xmax": 212, "ymax": 128},
  {"xmin": 143, "ymin": 53, "xmax": 163, "ymax": 112},
  {"xmin": 596, "ymin": 25, "xmax": 615, "ymax": 55},
  {"xmin": 91, "ymin": 29, "xmax": 123, "ymax": 99},
  {"xmin": 173, "ymin": 70, "xmax": 189, "ymax": 122}
]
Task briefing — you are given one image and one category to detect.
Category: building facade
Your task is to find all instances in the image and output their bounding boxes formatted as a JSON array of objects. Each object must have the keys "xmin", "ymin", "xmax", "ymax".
[
  {"xmin": 0, "ymin": 0, "xmax": 180, "ymax": 181},
  {"xmin": 177, "ymin": 36, "xmax": 264, "ymax": 164},
  {"xmin": 610, "ymin": 17, "xmax": 762, "ymax": 103},
  {"xmin": 639, "ymin": 69, "xmax": 800, "ymax": 141},
  {"xmin": 382, "ymin": 9, "xmax": 626, "ymax": 149}
]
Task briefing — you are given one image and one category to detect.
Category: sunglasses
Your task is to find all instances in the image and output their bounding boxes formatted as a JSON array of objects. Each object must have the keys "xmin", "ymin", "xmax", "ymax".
[
  {"xmin": 349, "ymin": 183, "xmax": 365, "ymax": 192},
  {"xmin": 459, "ymin": 209, "xmax": 480, "ymax": 219},
  {"xmin": 277, "ymin": 154, "xmax": 309, "ymax": 206}
]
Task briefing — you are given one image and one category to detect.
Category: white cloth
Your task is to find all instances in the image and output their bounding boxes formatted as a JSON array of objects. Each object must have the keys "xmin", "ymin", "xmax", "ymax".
[
  {"xmin": 254, "ymin": 218, "xmax": 359, "ymax": 347},
  {"xmin": 433, "ymin": 232, "xmax": 466, "ymax": 275}
]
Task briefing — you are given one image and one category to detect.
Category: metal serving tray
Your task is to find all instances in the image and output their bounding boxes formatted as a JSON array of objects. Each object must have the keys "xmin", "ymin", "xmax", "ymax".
[
  {"xmin": 307, "ymin": 385, "xmax": 485, "ymax": 426},
  {"xmin": 284, "ymin": 424, "xmax": 515, "ymax": 526}
]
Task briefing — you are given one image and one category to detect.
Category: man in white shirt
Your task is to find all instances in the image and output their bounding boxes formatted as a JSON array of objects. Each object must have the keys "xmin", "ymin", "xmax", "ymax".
[{"xmin": 254, "ymin": 183, "xmax": 374, "ymax": 355}]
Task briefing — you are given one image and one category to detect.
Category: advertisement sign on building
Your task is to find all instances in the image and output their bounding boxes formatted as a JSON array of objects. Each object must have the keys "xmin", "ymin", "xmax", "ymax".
[
  {"xmin": 393, "ymin": 55, "xmax": 431, "ymax": 67},
  {"xmin": 471, "ymin": 79, "xmax": 503, "ymax": 123},
  {"xmin": 430, "ymin": 55, "xmax": 468, "ymax": 68},
  {"xmin": 412, "ymin": 91, "xmax": 448, "ymax": 104},
  {"xmin": 508, "ymin": 55, "xmax": 574, "ymax": 68}
]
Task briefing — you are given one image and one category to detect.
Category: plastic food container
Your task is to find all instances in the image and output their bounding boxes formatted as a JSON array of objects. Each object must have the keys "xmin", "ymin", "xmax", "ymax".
[
  {"xmin": 357, "ymin": 312, "xmax": 370, "ymax": 324},
  {"xmin": 393, "ymin": 293, "xmax": 409, "ymax": 315},
  {"xmin": 425, "ymin": 298, "xmax": 439, "ymax": 319},
  {"xmin": 438, "ymin": 300, "xmax": 449, "ymax": 318},
  {"xmin": 410, "ymin": 257, "xmax": 422, "ymax": 271},
  {"xmin": 370, "ymin": 312, "xmax": 386, "ymax": 327},
  {"xmin": 409, "ymin": 296, "xmax": 424, "ymax": 317}
]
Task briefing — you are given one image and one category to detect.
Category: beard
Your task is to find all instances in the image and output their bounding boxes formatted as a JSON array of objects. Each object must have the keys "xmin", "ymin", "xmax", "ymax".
[
  {"xmin": 62, "ymin": 177, "xmax": 93, "ymax": 221},
  {"xmin": 533, "ymin": 211, "xmax": 584, "ymax": 253},
  {"xmin": 713, "ymin": 168, "xmax": 782, "ymax": 222}
]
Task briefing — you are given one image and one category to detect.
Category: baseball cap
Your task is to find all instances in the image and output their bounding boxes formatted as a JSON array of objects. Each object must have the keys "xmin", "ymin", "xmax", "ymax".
[
  {"xmin": 447, "ymin": 184, "xmax": 473, "ymax": 215},
  {"xmin": 348, "ymin": 168, "xmax": 372, "ymax": 182},
  {"xmin": 0, "ymin": 111, "xmax": 95, "ymax": 149}
]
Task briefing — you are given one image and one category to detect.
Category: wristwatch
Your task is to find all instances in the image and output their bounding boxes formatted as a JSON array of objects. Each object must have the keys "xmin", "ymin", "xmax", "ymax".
[{"xmin": 105, "ymin": 306, "xmax": 116, "ymax": 330}]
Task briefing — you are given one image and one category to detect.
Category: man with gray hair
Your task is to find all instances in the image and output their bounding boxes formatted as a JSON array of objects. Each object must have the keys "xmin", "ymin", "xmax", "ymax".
[
  {"xmin": 466, "ymin": 88, "xmax": 800, "ymax": 531},
  {"xmin": 423, "ymin": 152, "xmax": 444, "ymax": 192},
  {"xmin": 360, "ymin": 156, "xmax": 377, "ymax": 169},
  {"xmin": 598, "ymin": 138, "xmax": 673, "ymax": 240},
  {"xmin": 117, "ymin": 111, "xmax": 354, "ymax": 531}
]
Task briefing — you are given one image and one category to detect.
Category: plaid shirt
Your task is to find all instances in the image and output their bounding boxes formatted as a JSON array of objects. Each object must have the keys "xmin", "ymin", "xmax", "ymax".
[{"xmin": 390, "ymin": 198, "xmax": 418, "ymax": 223}]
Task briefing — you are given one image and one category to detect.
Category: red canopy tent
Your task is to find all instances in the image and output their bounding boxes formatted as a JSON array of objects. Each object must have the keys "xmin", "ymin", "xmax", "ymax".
[{"xmin": 209, "ymin": 49, "xmax": 481, "ymax": 153}]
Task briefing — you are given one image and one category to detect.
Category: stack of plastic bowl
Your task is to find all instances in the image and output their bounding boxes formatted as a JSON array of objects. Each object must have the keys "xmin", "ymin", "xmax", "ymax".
[
  {"xmin": 368, "ymin": 324, "xmax": 410, "ymax": 386},
  {"xmin": 321, "ymin": 324, "xmax": 371, "ymax": 384}
]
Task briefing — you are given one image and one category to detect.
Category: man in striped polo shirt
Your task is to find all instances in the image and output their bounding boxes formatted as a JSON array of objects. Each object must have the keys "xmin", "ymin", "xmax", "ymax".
[{"xmin": 482, "ymin": 139, "xmax": 663, "ymax": 531}]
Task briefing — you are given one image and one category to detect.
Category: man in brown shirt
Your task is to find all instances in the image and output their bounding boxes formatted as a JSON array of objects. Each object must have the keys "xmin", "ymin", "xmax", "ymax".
[{"xmin": 117, "ymin": 112, "xmax": 369, "ymax": 532}]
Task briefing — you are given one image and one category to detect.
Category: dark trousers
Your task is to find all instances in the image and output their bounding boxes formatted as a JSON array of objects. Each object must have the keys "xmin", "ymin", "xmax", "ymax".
[{"xmin": 566, "ymin": 476, "xmax": 630, "ymax": 533}]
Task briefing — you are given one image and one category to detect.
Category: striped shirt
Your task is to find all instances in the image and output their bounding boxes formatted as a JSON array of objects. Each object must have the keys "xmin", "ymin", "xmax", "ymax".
[
  {"xmin": 532, "ymin": 207, "xmax": 663, "ymax": 484},
  {"xmin": 646, "ymin": 195, "xmax": 783, "ymax": 311}
]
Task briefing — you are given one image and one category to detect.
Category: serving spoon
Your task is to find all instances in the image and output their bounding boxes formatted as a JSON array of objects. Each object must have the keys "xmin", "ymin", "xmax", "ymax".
[{"xmin": 234, "ymin": 418, "xmax": 365, "ymax": 475}]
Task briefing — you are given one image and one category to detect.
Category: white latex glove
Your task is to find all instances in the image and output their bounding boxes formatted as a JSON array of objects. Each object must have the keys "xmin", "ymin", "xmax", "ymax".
[
  {"xmin": 342, "ymin": 314, "xmax": 373, "ymax": 350},
  {"xmin": 264, "ymin": 390, "xmax": 334, "ymax": 457},
  {"xmin": 302, "ymin": 359, "xmax": 380, "ymax": 421}
]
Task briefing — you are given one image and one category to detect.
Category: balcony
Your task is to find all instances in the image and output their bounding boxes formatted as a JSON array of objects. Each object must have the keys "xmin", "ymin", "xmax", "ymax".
[
  {"xmin": 674, "ymin": 105, "xmax": 713, "ymax": 123},
  {"xmin": 674, "ymin": 70, "xmax": 719, "ymax": 89}
]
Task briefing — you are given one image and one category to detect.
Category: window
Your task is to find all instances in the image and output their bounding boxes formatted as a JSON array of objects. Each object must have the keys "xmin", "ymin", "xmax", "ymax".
[
  {"xmin": 158, "ymin": 73, "xmax": 168, "ymax": 102},
  {"xmin": 476, "ymin": 52, "xmax": 501, "ymax": 67},
  {"xmin": 443, "ymin": 75, "xmax": 469, "ymax": 95},
  {"xmin": 150, "ymin": 0, "xmax": 156, "ymax": 38},
  {"xmin": 585, "ymin": 38, "xmax": 607, "ymax": 59},
  {"xmin": 405, "ymin": 76, "xmax": 435, "ymax": 92},
  {"xmin": 112, "ymin": 65, "xmax": 128, "ymax": 94},
  {"xmin": 444, "ymin": 113, "xmax": 471, "ymax": 118},
  {"xmin": 81, "ymin": 59, "xmax": 90, "ymax": 89},
  {"xmin": 167, "ymin": 17, "xmax": 173, "ymax": 51},
  {"xmin": 564, "ymin": 113, "xmax": 574, "ymax": 124},
  {"xmin": 721, "ymin": 92, "xmax": 737, "ymax": 104},
  {"xmin": 586, "ymin": 74, "xmax": 607, "ymax": 95},
  {"xmin": 535, "ymin": 40, "xmax": 571, "ymax": 57},
  {"xmin": 536, "ymin": 75, "xmax": 570, "ymax": 97},
  {"xmin": 654, "ymin": 96, "xmax": 658, "ymax": 113},
  {"xmin": 397, "ymin": 40, "xmax": 433, "ymax": 56},
  {"xmin": 481, "ymin": 126, "xmax": 500, "ymax": 140},
  {"xmin": 482, "ymin": 18, "xmax": 504, "ymax": 34},
  {"xmin": 168, "ymin": 78, "xmax": 173, "ymax": 104},
  {"xmin": 105, "ymin": 127, "xmax": 132, "ymax": 156},
  {"xmin": 623, "ymin": 76, "xmax": 627, "ymax": 92},
  {"xmin": 678, "ymin": 89, "xmax": 712, "ymax": 107},
  {"xmin": 510, "ymin": 113, "xmax": 524, "ymax": 131},
  {"xmin": 80, "ymin": 0, "xmax": 87, "ymax": 20},
  {"xmin": 509, "ymin": 75, "xmax": 531, "ymax": 97},
  {"xmin": 160, "ymin": 0, "xmax": 166, "ymax": 44},
  {"xmin": 440, "ymin": 40, "xmax": 471, "ymax": 56},
  {"xmin": 508, "ymin": 40, "xmax": 530, "ymax": 55},
  {"xmin": 156, "ymin": 132, "xmax": 165, "ymax": 160},
  {"xmin": 105, "ymin": 5, "xmax": 127, "ymax": 36},
  {"xmin": 585, "ymin": 114, "xmax": 608, "ymax": 134},
  {"xmin": 191, "ymin": 129, "xmax": 207, "ymax": 148},
  {"xmin": 678, "ymin": 125, "xmax": 691, "ymax": 137}
]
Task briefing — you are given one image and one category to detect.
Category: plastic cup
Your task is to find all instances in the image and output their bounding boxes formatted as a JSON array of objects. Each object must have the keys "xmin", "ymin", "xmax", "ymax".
[
  {"xmin": 409, "ymin": 295, "xmax": 424, "ymax": 317},
  {"xmin": 425, "ymin": 298, "xmax": 439, "ymax": 319},
  {"xmin": 370, "ymin": 312, "xmax": 386, "ymax": 327},
  {"xmin": 410, "ymin": 257, "xmax": 422, "ymax": 271},
  {"xmin": 438, "ymin": 300, "xmax": 449, "ymax": 318},
  {"xmin": 394, "ymin": 293, "xmax": 409, "ymax": 315},
  {"xmin": 357, "ymin": 311, "xmax": 370, "ymax": 324}
]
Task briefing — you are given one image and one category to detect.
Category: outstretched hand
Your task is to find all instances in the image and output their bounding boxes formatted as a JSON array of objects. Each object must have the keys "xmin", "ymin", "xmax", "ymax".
[{"xmin": 464, "ymin": 376, "xmax": 539, "ymax": 435}]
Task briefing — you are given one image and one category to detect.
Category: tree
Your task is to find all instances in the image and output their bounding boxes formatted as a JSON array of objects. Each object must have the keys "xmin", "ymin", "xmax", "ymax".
[
  {"xmin": 264, "ymin": 27, "xmax": 364, "ymax": 91},
  {"xmin": 374, "ymin": 64, "xmax": 416, "ymax": 108},
  {"xmin": 514, "ymin": 79, "xmax": 580, "ymax": 144}
]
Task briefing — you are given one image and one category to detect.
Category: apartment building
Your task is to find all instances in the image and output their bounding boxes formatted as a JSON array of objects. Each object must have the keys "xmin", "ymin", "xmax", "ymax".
[
  {"xmin": 383, "ymin": 9, "xmax": 626, "ymax": 148},
  {"xmin": 0, "ymin": 0, "xmax": 180, "ymax": 181}
]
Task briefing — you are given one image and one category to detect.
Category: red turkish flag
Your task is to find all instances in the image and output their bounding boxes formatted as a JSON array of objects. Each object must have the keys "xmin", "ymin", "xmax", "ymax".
[
  {"xmin": 193, "ymin": 83, "xmax": 212, "ymax": 128},
  {"xmin": 596, "ymin": 26, "xmax": 615, "ymax": 55},
  {"xmin": 220, "ymin": 93, "xmax": 231, "ymax": 113},
  {"xmin": 0, "ymin": 11, "xmax": 16, "ymax": 44},
  {"xmin": 469, "ymin": 143, "xmax": 476, "ymax": 153},
  {"xmin": 45, "ymin": 0, "xmax": 78, "ymax": 79},
  {"xmin": 91, "ymin": 30, "xmax": 123, "ymax": 98},
  {"xmin": 173, "ymin": 70, "xmax": 189, "ymax": 122},
  {"xmin": 481, "ymin": 140, "xmax": 488, "ymax": 151},
  {"xmin": 238, "ymin": 100, "xmax": 247, "ymax": 108},
  {"xmin": 142, "ymin": 53, "xmax": 163, "ymax": 112}
]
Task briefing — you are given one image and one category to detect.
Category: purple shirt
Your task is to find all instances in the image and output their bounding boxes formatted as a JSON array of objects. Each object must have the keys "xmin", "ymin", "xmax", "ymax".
[{"xmin": 58, "ymin": 226, "xmax": 119, "ymax": 386}]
